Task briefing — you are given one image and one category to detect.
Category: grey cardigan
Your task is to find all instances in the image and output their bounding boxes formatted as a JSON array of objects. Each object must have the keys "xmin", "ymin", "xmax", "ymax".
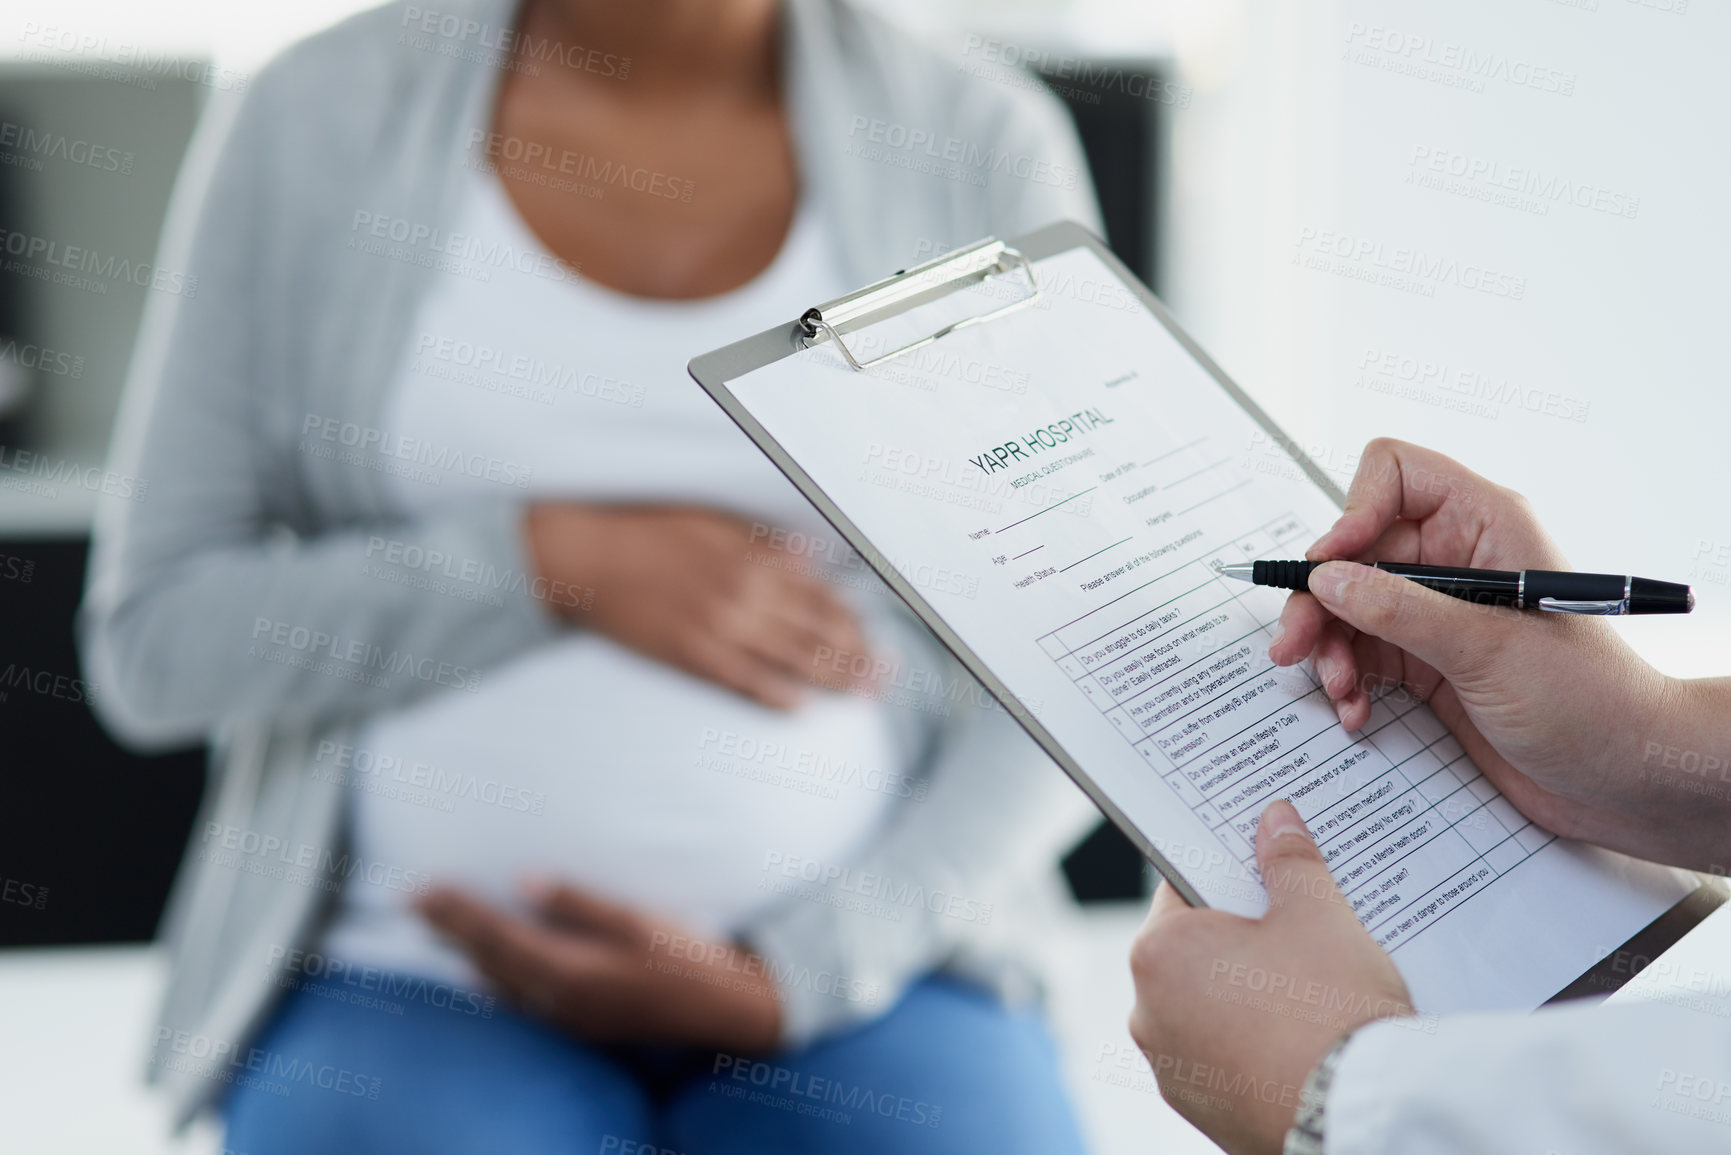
[{"xmin": 80, "ymin": 0, "xmax": 1104, "ymax": 1126}]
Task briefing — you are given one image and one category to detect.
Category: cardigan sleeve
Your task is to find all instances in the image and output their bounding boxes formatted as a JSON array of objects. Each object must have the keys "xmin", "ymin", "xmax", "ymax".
[
  {"xmin": 740, "ymin": 661, "xmax": 1098, "ymax": 1045},
  {"xmin": 78, "ymin": 54, "xmax": 560, "ymax": 751}
]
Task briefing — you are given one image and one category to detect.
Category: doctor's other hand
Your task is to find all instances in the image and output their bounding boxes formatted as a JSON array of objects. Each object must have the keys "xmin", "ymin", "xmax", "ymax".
[
  {"xmin": 525, "ymin": 503, "xmax": 876, "ymax": 709},
  {"xmin": 1129, "ymin": 799, "xmax": 1413, "ymax": 1155},
  {"xmin": 1268, "ymin": 437, "xmax": 1725, "ymax": 872},
  {"xmin": 418, "ymin": 880, "xmax": 783, "ymax": 1052}
]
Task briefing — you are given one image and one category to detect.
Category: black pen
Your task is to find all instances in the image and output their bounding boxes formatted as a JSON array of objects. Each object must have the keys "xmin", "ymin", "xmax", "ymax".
[{"xmin": 1219, "ymin": 560, "xmax": 1693, "ymax": 615}]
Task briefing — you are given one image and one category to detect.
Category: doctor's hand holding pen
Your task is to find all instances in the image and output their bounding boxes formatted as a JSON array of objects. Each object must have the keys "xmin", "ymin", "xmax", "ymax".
[{"xmin": 1128, "ymin": 438, "xmax": 1731, "ymax": 1154}]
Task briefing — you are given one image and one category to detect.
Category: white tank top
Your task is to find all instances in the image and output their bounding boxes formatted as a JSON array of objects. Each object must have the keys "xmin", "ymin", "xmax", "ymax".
[{"xmin": 323, "ymin": 164, "xmax": 911, "ymax": 985}]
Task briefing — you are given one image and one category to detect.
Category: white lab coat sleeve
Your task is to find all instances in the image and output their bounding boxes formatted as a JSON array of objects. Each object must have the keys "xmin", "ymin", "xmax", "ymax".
[{"xmin": 1328, "ymin": 1001, "xmax": 1731, "ymax": 1155}]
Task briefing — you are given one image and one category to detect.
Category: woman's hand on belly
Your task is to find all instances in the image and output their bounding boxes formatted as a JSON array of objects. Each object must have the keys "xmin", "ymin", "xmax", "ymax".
[
  {"xmin": 525, "ymin": 503, "xmax": 876, "ymax": 708},
  {"xmin": 418, "ymin": 878, "xmax": 783, "ymax": 1051}
]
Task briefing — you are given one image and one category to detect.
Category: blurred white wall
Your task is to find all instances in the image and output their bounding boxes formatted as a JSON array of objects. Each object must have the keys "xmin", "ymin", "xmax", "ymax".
[
  {"xmin": 1159, "ymin": 0, "xmax": 1729, "ymax": 679},
  {"xmin": 870, "ymin": 0, "xmax": 1730, "ymax": 679}
]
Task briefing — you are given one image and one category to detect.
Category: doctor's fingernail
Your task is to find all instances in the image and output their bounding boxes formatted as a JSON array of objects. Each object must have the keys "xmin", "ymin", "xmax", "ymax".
[
  {"xmin": 1308, "ymin": 562, "xmax": 1353, "ymax": 603},
  {"xmin": 1315, "ymin": 654, "xmax": 1339, "ymax": 692},
  {"xmin": 1268, "ymin": 621, "xmax": 1287, "ymax": 650},
  {"xmin": 1260, "ymin": 800, "xmax": 1309, "ymax": 843}
]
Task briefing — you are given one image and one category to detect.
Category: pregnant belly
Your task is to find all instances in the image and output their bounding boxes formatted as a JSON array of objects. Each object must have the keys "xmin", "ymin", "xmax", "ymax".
[{"xmin": 338, "ymin": 633, "xmax": 909, "ymax": 941}]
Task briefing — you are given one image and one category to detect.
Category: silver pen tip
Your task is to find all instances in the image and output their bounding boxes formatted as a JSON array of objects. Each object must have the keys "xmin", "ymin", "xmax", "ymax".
[{"xmin": 1219, "ymin": 562, "xmax": 1255, "ymax": 582}]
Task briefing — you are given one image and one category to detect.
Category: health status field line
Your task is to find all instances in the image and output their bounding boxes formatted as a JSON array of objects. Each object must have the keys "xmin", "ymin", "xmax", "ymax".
[{"xmin": 1059, "ymin": 537, "xmax": 1135, "ymax": 574}]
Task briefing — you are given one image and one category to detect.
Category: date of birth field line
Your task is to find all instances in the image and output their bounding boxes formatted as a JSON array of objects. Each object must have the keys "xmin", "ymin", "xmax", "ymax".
[{"xmin": 993, "ymin": 432, "xmax": 1232, "ymax": 539}]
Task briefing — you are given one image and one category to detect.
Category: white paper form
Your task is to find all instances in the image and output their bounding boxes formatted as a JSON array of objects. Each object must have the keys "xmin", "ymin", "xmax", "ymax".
[{"xmin": 718, "ymin": 245, "xmax": 1691, "ymax": 1014}]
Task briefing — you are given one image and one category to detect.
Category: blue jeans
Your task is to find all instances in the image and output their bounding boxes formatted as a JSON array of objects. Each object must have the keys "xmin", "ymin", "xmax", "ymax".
[{"xmin": 223, "ymin": 973, "xmax": 1087, "ymax": 1154}]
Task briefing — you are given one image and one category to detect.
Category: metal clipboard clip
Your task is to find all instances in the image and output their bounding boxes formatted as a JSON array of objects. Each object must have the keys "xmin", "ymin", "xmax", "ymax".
[{"xmin": 797, "ymin": 238, "xmax": 1041, "ymax": 371}]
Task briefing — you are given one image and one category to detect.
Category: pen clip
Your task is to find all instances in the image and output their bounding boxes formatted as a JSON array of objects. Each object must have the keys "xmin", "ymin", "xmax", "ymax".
[{"xmin": 1537, "ymin": 597, "xmax": 1629, "ymax": 616}]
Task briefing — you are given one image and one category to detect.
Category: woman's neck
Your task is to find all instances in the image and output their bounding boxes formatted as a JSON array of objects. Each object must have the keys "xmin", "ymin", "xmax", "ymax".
[{"xmin": 522, "ymin": 0, "xmax": 782, "ymax": 96}]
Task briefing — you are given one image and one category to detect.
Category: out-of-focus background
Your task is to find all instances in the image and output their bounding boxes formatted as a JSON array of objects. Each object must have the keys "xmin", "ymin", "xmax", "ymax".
[{"xmin": 0, "ymin": 1, "xmax": 1724, "ymax": 1151}]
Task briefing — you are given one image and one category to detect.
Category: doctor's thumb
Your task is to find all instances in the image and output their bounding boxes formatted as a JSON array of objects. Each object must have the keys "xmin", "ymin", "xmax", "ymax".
[{"xmin": 1253, "ymin": 799, "xmax": 1349, "ymax": 922}]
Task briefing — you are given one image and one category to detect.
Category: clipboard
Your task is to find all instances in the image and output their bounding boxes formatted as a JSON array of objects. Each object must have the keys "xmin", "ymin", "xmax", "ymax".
[{"xmin": 689, "ymin": 220, "xmax": 1720, "ymax": 1009}]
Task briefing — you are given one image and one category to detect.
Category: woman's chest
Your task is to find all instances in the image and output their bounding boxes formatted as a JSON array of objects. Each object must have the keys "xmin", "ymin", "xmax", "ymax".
[
  {"xmin": 487, "ymin": 80, "xmax": 799, "ymax": 299},
  {"xmin": 375, "ymin": 165, "xmax": 846, "ymax": 521}
]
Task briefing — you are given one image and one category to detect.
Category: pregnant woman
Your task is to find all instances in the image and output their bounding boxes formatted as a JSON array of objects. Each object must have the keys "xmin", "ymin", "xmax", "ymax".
[{"xmin": 82, "ymin": 0, "xmax": 1102, "ymax": 1151}]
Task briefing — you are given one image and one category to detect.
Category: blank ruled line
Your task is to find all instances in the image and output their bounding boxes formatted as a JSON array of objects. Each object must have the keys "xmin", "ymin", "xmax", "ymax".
[
  {"xmin": 1012, "ymin": 546, "xmax": 1044, "ymax": 560},
  {"xmin": 995, "ymin": 486, "xmax": 1097, "ymax": 533},
  {"xmin": 1035, "ymin": 511, "xmax": 1297, "ymax": 639},
  {"xmin": 1162, "ymin": 457, "xmax": 1231, "ymax": 489},
  {"xmin": 1059, "ymin": 537, "xmax": 1133, "ymax": 574},
  {"xmin": 1140, "ymin": 436, "xmax": 1208, "ymax": 469},
  {"xmin": 1175, "ymin": 479, "xmax": 1252, "ymax": 518}
]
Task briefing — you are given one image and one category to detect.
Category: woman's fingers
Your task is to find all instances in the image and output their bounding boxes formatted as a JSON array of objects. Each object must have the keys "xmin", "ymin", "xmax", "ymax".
[
  {"xmin": 741, "ymin": 602, "xmax": 870, "ymax": 690},
  {"xmin": 734, "ymin": 614, "xmax": 834, "ymax": 681},
  {"xmin": 729, "ymin": 571, "xmax": 875, "ymax": 691},
  {"xmin": 790, "ymin": 578, "xmax": 875, "ymax": 669},
  {"xmin": 528, "ymin": 880, "xmax": 643, "ymax": 939},
  {"xmin": 419, "ymin": 888, "xmax": 563, "ymax": 1000},
  {"xmin": 681, "ymin": 592, "xmax": 872, "ymax": 710},
  {"xmin": 680, "ymin": 631, "xmax": 806, "ymax": 709}
]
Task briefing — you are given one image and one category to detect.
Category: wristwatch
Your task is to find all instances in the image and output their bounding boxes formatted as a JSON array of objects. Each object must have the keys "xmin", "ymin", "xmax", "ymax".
[{"xmin": 1282, "ymin": 1034, "xmax": 1353, "ymax": 1155}]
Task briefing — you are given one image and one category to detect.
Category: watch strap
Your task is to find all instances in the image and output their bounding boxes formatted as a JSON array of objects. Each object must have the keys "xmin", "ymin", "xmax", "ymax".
[{"xmin": 1282, "ymin": 1033, "xmax": 1353, "ymax": 1155}]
